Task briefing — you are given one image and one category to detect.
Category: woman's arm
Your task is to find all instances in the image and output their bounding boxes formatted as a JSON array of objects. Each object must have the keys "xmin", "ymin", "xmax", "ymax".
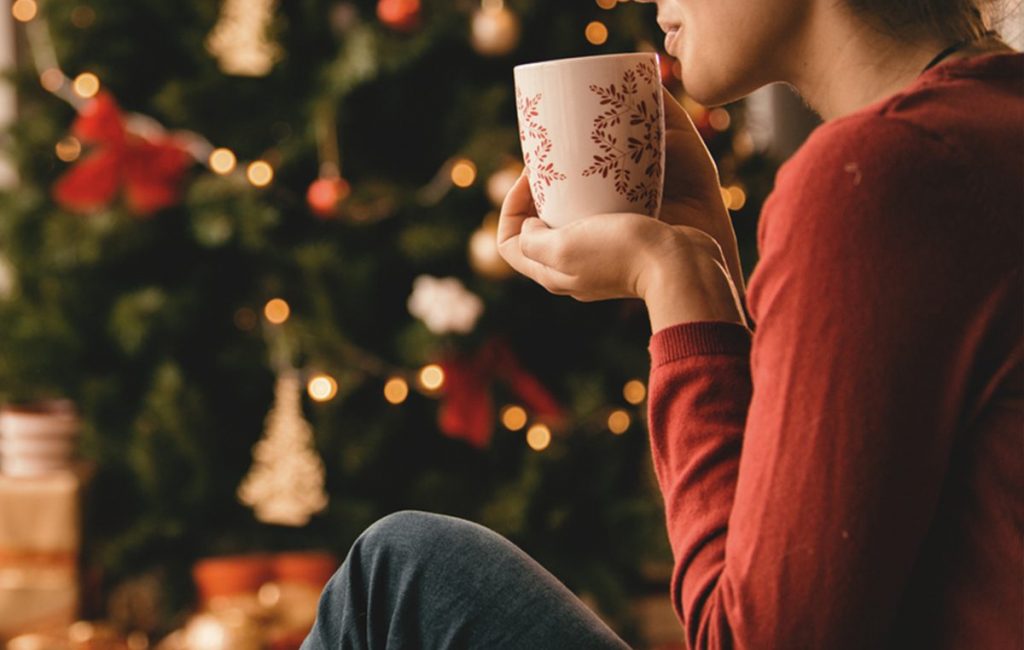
[{"xmin": 647, "ymin": 114, "xmax": 1018, "ymax": 648}]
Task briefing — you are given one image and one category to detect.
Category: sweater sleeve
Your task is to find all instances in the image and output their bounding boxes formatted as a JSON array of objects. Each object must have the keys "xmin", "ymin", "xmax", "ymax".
[{"xmin": 646, "ymin": 114, "xmax": 1020, "ymax": 648}]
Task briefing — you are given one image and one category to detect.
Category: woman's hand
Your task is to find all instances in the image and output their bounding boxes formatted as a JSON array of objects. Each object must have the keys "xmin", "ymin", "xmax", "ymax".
[
  {"xmin": 497, "ymin": 171, "xmax": 748, "ymax": 331},
  {"xmin": 658, "ymin": 88, "xmax": 747, "ymax": 305}
]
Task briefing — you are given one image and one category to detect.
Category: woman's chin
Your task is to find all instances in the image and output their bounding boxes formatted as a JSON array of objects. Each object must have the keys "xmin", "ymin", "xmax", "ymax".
[{"xmin": 677, "ymin": 58, "xmax": 749, "ymax": 107}]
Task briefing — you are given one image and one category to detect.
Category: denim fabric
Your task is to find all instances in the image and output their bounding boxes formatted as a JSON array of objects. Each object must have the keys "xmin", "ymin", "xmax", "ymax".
[{"xmin": 300, "ymin": 510, "xmax": 632, "ymax": 650}]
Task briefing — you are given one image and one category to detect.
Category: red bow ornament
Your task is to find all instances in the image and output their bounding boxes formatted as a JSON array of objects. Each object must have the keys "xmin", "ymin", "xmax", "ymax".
[
  {"xmin": 437, "ymin": 338, "xmax": 566, "ymax": 449},
  {"xmin": 52, "ymin": 92, "xmax": 193, "ymax": 216}
]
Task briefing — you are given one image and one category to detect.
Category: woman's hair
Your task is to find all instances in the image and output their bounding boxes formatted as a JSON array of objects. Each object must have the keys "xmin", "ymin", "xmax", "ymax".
[{"xmin": 846, "ymin": 0, "xmax": 1000, "ymax": 43}]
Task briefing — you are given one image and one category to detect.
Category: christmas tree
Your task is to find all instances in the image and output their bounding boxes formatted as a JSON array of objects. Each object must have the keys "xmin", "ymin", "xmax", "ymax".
[{"xmin": 0, "ymin": 0, "xmax": 774, "ymax": 642}]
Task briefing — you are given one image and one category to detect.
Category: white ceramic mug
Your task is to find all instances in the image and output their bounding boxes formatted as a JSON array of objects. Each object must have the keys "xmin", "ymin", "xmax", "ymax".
[{"xmin": 514, "ymin": 52, "xmax": 665, "ymax": 227}]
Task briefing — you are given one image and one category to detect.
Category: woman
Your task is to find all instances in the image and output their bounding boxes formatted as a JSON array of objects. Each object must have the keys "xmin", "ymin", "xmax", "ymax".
[{"xmin": 302, "ymin": 0, "xmax": 1022, "ymax": 647}]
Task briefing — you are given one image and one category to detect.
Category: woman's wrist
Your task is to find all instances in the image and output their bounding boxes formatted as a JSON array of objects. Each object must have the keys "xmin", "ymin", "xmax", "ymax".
[{"xmin": 639, "ymin": 229, "xmax": 748, "ymax": 333}]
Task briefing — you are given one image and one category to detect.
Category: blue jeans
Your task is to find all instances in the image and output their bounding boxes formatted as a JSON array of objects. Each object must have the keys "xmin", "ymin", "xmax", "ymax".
[{"xmin": 300, "ymin": 510, "xmax": 633, "ymax": 649}]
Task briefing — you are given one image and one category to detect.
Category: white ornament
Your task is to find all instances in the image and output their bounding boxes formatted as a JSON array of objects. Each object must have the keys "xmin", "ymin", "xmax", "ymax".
[
  {"xmin": 206, "ymin": 0, "xmax": 282, "ymax": 77},
  {"xmin": 237, "ymin": 371, "xmax": 328, "ymax": 526},
  {"xmin": 470, "ymin": 4, "xmax": 521, "ymax": 57},
  {"xmin": 407, "ymin": 275, "xmax": 484, "ymax": 335}
]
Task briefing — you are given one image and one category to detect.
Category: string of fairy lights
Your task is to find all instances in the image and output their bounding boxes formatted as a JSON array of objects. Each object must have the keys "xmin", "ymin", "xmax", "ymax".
[{"xmin": 6, "ymin": 0, "xmax": 753, "ymax": 452}]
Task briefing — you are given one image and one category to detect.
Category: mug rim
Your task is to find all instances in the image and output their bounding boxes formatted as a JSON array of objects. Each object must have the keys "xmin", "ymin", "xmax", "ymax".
[{"xmin": 514, "ymin": 51, "xmax": 658, "ymax": 74}]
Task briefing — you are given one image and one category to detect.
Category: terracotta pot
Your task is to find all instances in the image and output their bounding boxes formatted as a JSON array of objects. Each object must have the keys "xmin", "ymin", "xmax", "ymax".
[
  {"xmin": 192, "ymin": 553, "xmax": 273, "ymax": 602},
  {"xmin": 272, "ymin": 551, "xmax": 338, "ymax": 588}
]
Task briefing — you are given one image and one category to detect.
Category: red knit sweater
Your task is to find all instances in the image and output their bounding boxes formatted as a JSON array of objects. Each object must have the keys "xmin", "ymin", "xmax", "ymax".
[{"xmin": 647, "ymin": 52, "xmax": 1023, "ymax": 649}]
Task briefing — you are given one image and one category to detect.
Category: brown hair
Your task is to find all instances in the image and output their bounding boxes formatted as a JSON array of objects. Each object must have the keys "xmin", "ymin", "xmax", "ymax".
[{"xmin": 846, "ymin": 0, "xmax": 999, "ymax": 42}]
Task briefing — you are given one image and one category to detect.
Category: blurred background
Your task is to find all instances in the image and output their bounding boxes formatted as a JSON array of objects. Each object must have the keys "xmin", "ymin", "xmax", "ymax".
[{"xmin": 0, "ymin": 1, "xmax": 1015, "ymax": 649}]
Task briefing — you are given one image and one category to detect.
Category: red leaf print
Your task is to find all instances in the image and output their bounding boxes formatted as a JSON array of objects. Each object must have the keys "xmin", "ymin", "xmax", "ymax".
[
  {"xmin": 581, "ymin": 61, "xmax": 663, "ymax": 213},
  {"xmin": 516, "ymin": 86, "xmax": 566, "ymax": 211}
]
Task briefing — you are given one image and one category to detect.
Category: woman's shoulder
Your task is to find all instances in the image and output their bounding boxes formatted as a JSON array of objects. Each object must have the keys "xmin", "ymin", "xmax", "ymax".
[
  {"xmin": 759, "ymin": 52, "xmax": 1023, "ymax": 257},
  {"xmin": 791, "ymin": 51, "xmax": 1022, "ymax": 169},
  {"xmin": 774, "ymin": 51, "xmax": 1023, "ymax": 199}
]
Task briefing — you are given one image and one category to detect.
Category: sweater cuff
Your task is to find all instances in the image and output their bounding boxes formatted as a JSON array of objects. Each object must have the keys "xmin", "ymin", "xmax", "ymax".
[{"xmin": 649, "ymin": 320, "xmax": 753, "ymax": 368}]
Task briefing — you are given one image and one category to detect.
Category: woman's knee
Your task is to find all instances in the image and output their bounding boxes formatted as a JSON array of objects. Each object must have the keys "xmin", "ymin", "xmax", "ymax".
[{"xmin": 350, "ymin": 510, "xmax": 485, "ymax": 569}]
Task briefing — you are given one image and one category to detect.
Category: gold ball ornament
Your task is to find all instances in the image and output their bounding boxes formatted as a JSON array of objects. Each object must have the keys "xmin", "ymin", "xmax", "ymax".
[
  {"xmin": 470, "ymin": 5, "xmax": 521, "ymax": 57},
  {"xmin": 469, "ymin": 213, "xmax": 514, "ymax": 280},
  {"xmin": 486, "ymin": 162, "xmax": 524, "ymax": 207}
]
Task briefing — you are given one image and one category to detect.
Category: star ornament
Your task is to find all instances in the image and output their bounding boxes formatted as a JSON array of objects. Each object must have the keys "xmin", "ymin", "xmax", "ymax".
[{"xmin": 52, "ymin": 92, "xmax": 194, "ymax": 217}]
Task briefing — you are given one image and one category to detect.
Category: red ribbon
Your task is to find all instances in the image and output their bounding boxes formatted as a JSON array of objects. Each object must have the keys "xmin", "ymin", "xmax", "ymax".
[
  {"xmin": 437, "ymin": 338, "xmax": 565, "ymax": 449},
  {"xmin": 52, "ymin": 92, "xmax": 193, "ymax": 217}
]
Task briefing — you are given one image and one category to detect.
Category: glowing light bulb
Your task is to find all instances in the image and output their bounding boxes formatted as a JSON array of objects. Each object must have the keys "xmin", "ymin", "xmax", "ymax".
[
  {"xmin": 307, "ymin": 374, "xmax": 338, "ymax": 402},
  {"xmin": 73, "ymin": 73, "xmax": 100, "ymax": 98},
  {"xmin": 608, "ymin": 409, "xmax": 631, "ymax": 435},
  {"xmin": 384, "ymin": 377, "xmax": 410, "ymax": 404},
  {"xmin": 623, "ymin": 379, "xmax": 647, "ymax": 405},
  {"xmin": 209, "ymin": 148, "xmax": 237, "ymax": 175},
  {"xmin": 247, "ymin": 160, "xmax": 274, "ymax": 187},
  {"xmin": 526, "ymin": 424, "xmax": 552, "ymax": 451},
  {"xmin": 595, "ymin": 0, "xmax": 617, "ymax": 9},
  {"xmin": 501, "ymin": 405, "xmax": 528, "ymax": 431},
  {"xmin": 727, "ymin": 185, "xmax": 747, "ymax": 211},
  {"xmin": 451, "ymin": 159, "xmax": 477, "ymax": 188},
  {"xmin": 12, "ymin": 0, "xmax": 38, "ymax": 23},
  {"xmin": 264, "ymin": 298, "xmax": 290, "ymax": 324},
  {"xmin": 585, "ymin": 21, "xmax": 609, "ymax": 46},
  {"xmin": 709, "ymin": 108, "xmax": 731, "ymax": 131},
  {"xmin": 419, "ymin": 364, "xmax": 445, "ymax": 391},
  {"xmin": 55, "ymin": 137, "xmax": 82, "ymax": 162}
]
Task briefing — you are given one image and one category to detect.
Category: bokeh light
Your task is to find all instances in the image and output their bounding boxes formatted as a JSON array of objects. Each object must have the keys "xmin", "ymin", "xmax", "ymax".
[
  {"xmin": 623, "ymin": 379, "xmax": 647, "ymax": 405},
  {"xmin": 209, "ymin": 148, "xmax": 237, "ymax": 175},
  {"xmin": 419, "ymin": 364, "xmax": 445, "ymax": 391},
  {"xmin": 727, "ymin": 185, "xmax": 747, "ymax": 211},
  {"xmin": 526, "ymin": 424, "xmax": 552, "ymax": 451},
  {"xmin": 384, "ymin": 377, "xmax": 410, "ymax": 404},
  {"xmin": 12, "ymin": 0, "xmax": 38, "ymax": 22},
  {"xmin": 73, "ymin": 73, "xmax": 100, "ymax": 98},
  {"xmin": 709, "ymin": 107, "xmax": 732, "ymax": 131},
  {"xmin": 55, "ymin": 137, "xmax": 82, "ymax": 162},
  {"xmin": 247, "ymin": 161, "xmax": 274, "ymax": 187},
  {"xmin": 501, "ymin": 405, "xmax": 528, "ymax": 431},
  {"xmin": 608, "ymin": 410, "xmax": 631, "ymax": 435},
  {"xmin": 585, "ymin": 21, "xmax": 609, "ymax": 45},
  {"xmin": 263, "ymin": 298, "xmax": 290, "ymax": 324},
  {"xmin": 307, "ymin": 374, "xmax": 338, "ymax": 402},
  {"xmin": 451, "ymin": 159, "xmax": 477, "ymax": 188}
]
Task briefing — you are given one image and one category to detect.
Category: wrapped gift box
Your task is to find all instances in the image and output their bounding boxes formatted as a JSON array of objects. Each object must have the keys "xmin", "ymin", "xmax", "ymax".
[{"xmin": 0, "ymin": 466, "xmax": 89, "ymax": 642}]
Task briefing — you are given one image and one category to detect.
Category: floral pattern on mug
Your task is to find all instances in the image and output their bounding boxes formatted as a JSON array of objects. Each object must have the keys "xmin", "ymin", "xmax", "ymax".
[
  {"xmin": 516, "ymin": 87, "xmax": 566, "ymax": 211},
  {"xmin": 583, "ymin": 61, "xmax": 663, "ymax": 214}
]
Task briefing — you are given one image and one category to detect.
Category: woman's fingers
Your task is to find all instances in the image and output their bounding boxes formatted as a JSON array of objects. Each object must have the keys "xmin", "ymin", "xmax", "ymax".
[
  {"xmin": 496, "ymin": 172, "xmax": 576, "ymax": 294},
  {"xmin": 496, "ymin": 170, "xmax": 536, "ymax": 247},
  {"xmin": 518, "ymin": 217, "xmax": 567, "ymax": 268}
]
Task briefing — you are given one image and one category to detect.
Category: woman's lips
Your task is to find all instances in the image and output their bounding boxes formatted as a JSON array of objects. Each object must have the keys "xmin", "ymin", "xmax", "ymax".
[{"xmin": 664, "ymin": 27, "xmax": 681, "ymax": 54}]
